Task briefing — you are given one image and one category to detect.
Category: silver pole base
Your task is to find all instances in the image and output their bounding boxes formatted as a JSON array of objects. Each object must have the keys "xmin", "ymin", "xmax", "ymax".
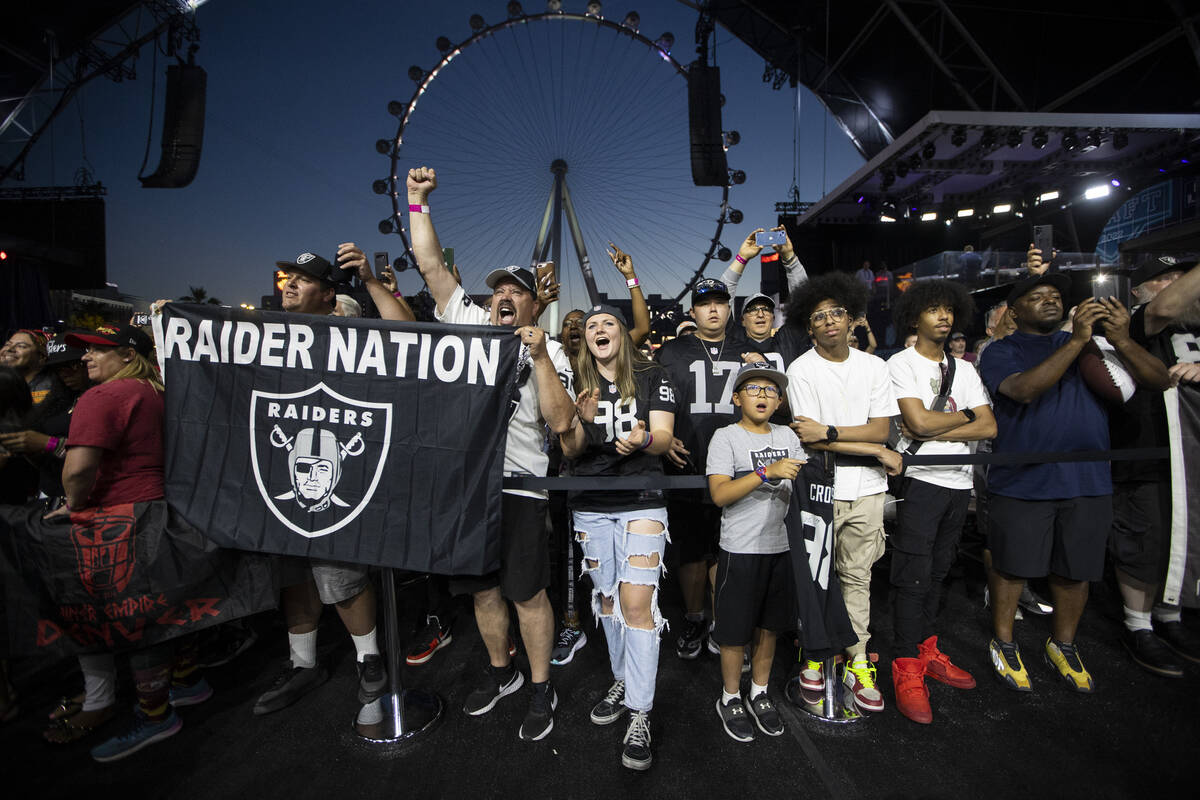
[
  {"xmin": 354, "ymin": 687, "xmax": 444, "ymax": 743},
  {"xmin": 785, "ymin": 656, "xmax": 867, "ymax": 725}
]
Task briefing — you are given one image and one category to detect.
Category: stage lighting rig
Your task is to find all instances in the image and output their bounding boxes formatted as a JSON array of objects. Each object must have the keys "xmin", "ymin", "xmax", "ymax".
[{"xmin": 1031, "ymin": 129, "xmax": 1048, "ymax": 149}]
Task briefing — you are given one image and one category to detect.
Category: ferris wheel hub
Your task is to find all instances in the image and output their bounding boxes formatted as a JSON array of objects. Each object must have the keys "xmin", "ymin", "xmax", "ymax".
[{"xmin": 550, "ymin": 158, "xmax": 568, "ymax": 175}]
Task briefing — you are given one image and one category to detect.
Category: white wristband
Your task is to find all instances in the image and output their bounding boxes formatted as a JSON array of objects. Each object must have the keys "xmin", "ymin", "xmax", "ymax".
[{"xmin": 626, "ymin": 277, "xmax": 640, "ymax": 289}]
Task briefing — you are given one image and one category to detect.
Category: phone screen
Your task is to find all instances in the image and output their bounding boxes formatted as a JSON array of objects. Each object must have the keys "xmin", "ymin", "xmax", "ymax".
[{"xmin": 1092, "ymin": 274, "xmax": 1130, "ymax": 307}]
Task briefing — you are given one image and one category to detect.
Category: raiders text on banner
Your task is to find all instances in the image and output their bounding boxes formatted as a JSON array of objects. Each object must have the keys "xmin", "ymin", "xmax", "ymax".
[{"xmin": 160, "ymin": 305, "xmax": 520, "ymax": 575}]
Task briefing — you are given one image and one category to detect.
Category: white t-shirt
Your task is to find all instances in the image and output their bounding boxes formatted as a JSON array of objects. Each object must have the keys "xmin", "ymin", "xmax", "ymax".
[
  {"xmin": 887, "ymin": 348, "xmax": 991, "ymax": 490},
  {"xmin": 436, "ymin": 285, "xmax": 573, "ymax": 498},
  {"xmin": 785, "ymin": 347, "xmax": 898, "ymax": 502}
]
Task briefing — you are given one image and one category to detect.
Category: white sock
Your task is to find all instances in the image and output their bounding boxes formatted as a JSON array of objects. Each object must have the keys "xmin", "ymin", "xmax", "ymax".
[
  {"xmin": 721, "ymin": 689, "xmax": 740, "ymax": 705},
  {"xmin": 351, "ymin": 628, "xmax": 379, "ymax": 662},
  {"xmin": 1123, "ymin": 606, "xmax": 1153, "ymax": 632},
  {"xmin": 79, "ymin": 653, "xmax": 117, "ymax": 712},
  {"xmin": 749, "ymin": 681, "xmax": 768, "ymax": 700},
  {"xmin": 1153, "ymin": 604, "xmax": 1182, "ymax": 624},
  {"xmin": 288, "ymin": 630, "xmax": 318, "ymax": 669}
]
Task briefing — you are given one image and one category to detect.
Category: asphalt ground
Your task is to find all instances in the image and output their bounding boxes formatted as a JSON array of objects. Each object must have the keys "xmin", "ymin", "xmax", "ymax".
[{"xmin": 4, "ymin": 532, "xmax": 1197, "ymax": 800}]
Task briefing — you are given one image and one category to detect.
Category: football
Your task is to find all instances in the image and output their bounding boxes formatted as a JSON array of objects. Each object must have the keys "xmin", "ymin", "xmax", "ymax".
[{"xmin": 1078, "ymin": 338, "xmax": 1136, "ymax": 404}]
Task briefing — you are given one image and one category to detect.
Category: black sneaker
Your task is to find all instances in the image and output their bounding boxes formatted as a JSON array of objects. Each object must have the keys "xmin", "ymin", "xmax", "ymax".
[
  {"xmin": 550, "ymin": 626, "xmax": 588, "ymax": 666},
  {"xmin": 252, "ymin": 661, "xmax": 329, "ymax": 716},
  {"xmin": 1018, "ymin": 586, "xmax": 1053, "ymax": 616},
  {"xmin": 463, "ymin": 664, "xmax": 524, "ymax": 716},
  {"xmin": 706, "ymin": 621, "xmax": 720, "ymax": 655},
  {"xmin": 676, "ymin": 618, "xmax": 706, "ymax": 660},
  {"xmin": 518, "ymin": 683, "xmax": 558, "ymax": 741},
  {"xmin": 589, "ymin": 679, "xmax": 627, "ymax": 725},
  {"xmin": 745, "ymin": 692, "xmax": 785, "ymax": 736},
  {"xmin": 406, "ymin": 616, "xmax": 453, "ymax": 666},
  {"xmin": 715, "ymin": 696, "xmax": 755, "ymax": 742},
  {"xmin": 1154, "ymin": 619, "xmax": 1200, "ymax": 664},
  {"xmin": 197, "ymin": 623, "xmax": 259, "ymax": 669},
  {"xmin": 1122, "ymin": 628, "xmax": 1184, "ymax": 678},
  {"xmin": 357, "ymin": 654, "xmax": 388, "ymax": 702},
  {"xmin": 621, "ymin": 710, "xmax": 652, "ymax": 771}
]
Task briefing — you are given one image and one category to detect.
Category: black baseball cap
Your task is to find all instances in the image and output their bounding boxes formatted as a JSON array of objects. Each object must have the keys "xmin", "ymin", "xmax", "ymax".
[
  {"xmin": 66, "ymin": 323, "xmax": 153, "ymax": 357},
  {"xmin": 1005, "ymin": 272, "xmax": 1071, "ymax": 305},
  {"xmin": 1131, "ymin": 254, "xmax": 1198, "ymax": 287},
  {"xmin": 692, "ymin": 278, "xmax": 730, "ymax": 305},
  {"xmin": 275, "ymin": 252, "xmax": 340, "ymax": 286},
  {"xmin": 485, "ymin": 265, "xmax": 537, "ymax": 293},
  {"xmin": 582, "ymin": 304, "xmax": 627, "ymax": 328},
  {"xmin": 43, "ymin": 333, "xmax": 87, "ymax": 366}
]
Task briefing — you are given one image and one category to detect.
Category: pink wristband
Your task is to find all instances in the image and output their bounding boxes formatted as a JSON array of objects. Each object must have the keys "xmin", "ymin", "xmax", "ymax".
[
  {"xmin": 408, "ymin": 203, "xmax": 430, "ymax": 214},
  {"xmin": 735, "ymin": 254, "xmax": 747, "ymax": 265},
  {"xmin": 44, "ymin": 436, "xmax": 59, "ymax": 453}
]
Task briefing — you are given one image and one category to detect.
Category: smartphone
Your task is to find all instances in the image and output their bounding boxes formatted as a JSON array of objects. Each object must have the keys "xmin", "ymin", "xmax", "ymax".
[
  {"xmin": 130, "ymin": 313, "xmax": 152, "ymax": 326},
  {"xmin": 1033, "ymin": 225, "xmax": 1053, "ymax": 258},
  {"xmin": 373, "ymin": 252, "xmax": 389, "ymax": 280},
  {"xmin": 443, "ymin": 247, "xmax": 455, "ymax": 273},
  {"xmin": 755, "ymin": 230, "xmax": 786, "ymax": 247},
  {"xmin": 1092, "ymin": 273, "xmax": 1130, "ymax": 307}
]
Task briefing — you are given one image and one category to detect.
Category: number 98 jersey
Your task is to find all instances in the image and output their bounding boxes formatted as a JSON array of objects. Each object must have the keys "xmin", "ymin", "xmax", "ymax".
[{"xmin": 568, "ymin": 363, "xmax": 677, "ymax": 512}]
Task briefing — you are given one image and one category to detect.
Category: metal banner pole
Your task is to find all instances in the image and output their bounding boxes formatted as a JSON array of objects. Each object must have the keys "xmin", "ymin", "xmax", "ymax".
[{"xmin": 354, "ymin": 567, "xmax": 443, "ymax": 742}]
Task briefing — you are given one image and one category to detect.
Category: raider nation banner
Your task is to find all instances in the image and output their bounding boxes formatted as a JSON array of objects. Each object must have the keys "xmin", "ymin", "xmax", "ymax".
[
  {"xmin": 159, "ymin": 304, "xmax": 519, "ymax": 574},
  {"xmin": 0, "ymin": 501, "xmax": 276, "ymax": 657},
  {"xmin": 1164, "ymin": 380, "xmax": 1200, "ymax": 608}
]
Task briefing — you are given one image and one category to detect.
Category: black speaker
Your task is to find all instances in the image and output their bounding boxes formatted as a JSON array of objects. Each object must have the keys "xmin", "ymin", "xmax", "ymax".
[
  {"xmin": 687, "ymin": 62, "xmax": 727, "ymax": 187},
  {"xmin": 140, "ymin": 63, "xmax": 207, "ymax": 188}
]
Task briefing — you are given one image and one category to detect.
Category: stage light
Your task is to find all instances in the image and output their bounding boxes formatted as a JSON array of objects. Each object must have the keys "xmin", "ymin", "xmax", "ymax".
[
  {"xmin": 950, "ymin": 127, "xmax": 967, "ymax": 147},
  {"xmin": 1110, "ymin": 178, "xmax": 1121, "ymax": 187},
  {"xmin": 0, "ymin": 251, "xmax": 7, "ymax": 260},
  {"xmin": 379, "ymin": 218, "xmax": 395, "ymax": 234},
  {"xmin": 723, "ymin": 130, "xmax": 740, "ymax": 148},
  {"xmin": 922, "ymin": 142, "xmax": 936, "ymax": 161},
  {"xmin": 1038, "ymin": 190, "xmax": 1059, "ymax": 203},
  {"xmin": 1084, "ymin": 184, "xmax": 1111, "ymax": 200},
  {"xmin": 980, "ymin": 129, "xmax": 998, "ymax": 149},
  {"xmin": 436, "ymin": 36, "xmax": 452, "ymax": 53},
  {"xmin": 1031, "ymin": 129, "xmax": 1048, "ymax": 149},
  {"xmin": 729, "ymin": 169, "xmax": 746, "ymax": 185},
  {"xmin": 376, "ymin": 139, "xmax": 393, "ymax": 154},
  {"xmin": 622, "ymin": 12, "xmax": 640, "ymax": 31},
  {"xmin": 879, "ymin": 214, "xmax": 896, "ymax": 223},
  {"xmin": 586, "ymin": 1, "xmax": 602, "ymax": 17},
  {"xmin": 728, "ymin": 208, "xmax": 743, "ymax": 224},
  {"xmin": 957, "ymin": 208, "xmax": 974, "ymax": 218},
  {"xmin": 716, "ymin": 246, "xmax": 732, "ymax": 262},
  {"xmin": 856, "ymin": 195, "xmax": 865, "ymax": 204},
  {"xmin": 393, "ymin": 256, "xmax": 409, "ymax": 272},
  {"xmin": 1086, "ymin": 129, "xmax": 1104, "ymax": 148},
  {"xmin": 1113, "ymin": 131, "xmax": 1129, "ymax": 150},
  {"xmin": 1006, "ymin": 128, "xmax": 1023, "ymax": 149},
  {"xmin": 992, "ymin": 203, "xmax": 1012, "ymax": 213},
  {"xmin": 469, "ymin": 14, "xmax": 486, "ymax": 31},
  {"xmin": 920, "ymin": 211, "xmax": 937, "ymax": 222},
  {"xmin": 945, "ymin": 219, "xmax": 953, "ymax": 226},
  {"xmin": 507, "ymin": 2, "xmax": 524, "ymax": 19},
  {"xmin": 655, "ymin": 32, "xmax": 674, "ymax": 53},
  {"xmin": 372, "ymin": 179, "xmax": 390, "ymax": 194},
  {"xmin": 1062, "ymin": 130, "xmax": 1080, "ymax": 151}
]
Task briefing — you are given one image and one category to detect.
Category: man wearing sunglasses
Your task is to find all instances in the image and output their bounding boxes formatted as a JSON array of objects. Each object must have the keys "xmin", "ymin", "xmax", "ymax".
[{"xmin": 783, "ymin": 273, "xmax": 902, "ymax": 715}]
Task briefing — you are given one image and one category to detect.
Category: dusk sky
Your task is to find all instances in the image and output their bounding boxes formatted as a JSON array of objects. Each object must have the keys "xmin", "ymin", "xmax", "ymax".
[{"xmin": 19, "ymin": 0, "xmax": 863, "ymax": 312}]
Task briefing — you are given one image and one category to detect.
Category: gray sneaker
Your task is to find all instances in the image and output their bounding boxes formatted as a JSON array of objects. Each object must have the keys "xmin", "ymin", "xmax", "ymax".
[
  {"xmin": 357, "ymin": 654, "xmax": 388, "ymax": 703},
  {"xmin": 253, "ymin": 661, "xmax": 329, "ymax": 716},
  {"xmin": 715, "ymin": 696, "xmax": 754, "ymax": 742},
  {"xmin": 550, "ymin": 627, "xmax": 588, "ymax": 666}
]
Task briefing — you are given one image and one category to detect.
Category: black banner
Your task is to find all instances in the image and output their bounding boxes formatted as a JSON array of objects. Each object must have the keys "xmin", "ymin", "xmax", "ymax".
[
  {"xmin": 0, "ymin": 501, "xmax": 276, "ymax": 657},
  {"xmin": 1165, "ymin": 382, "xmax": 1200, "ymax": 608},
  {"xmin": 159, "ymin": 305, "xmax": 519, "ymax": 574},
  {"xmin": 785, "ymin": 453, "xmax": 857, "ymax": 655}
]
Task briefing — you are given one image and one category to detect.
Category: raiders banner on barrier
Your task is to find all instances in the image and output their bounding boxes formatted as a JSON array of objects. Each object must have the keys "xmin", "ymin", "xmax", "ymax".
[
  {"xmin": 1164, "ymin": 379, "xmax": 1200, "ymax": 608},
  {"xmin": 0, "ymin": 502, "xmax": 276, "ymax": 657},
  {"xmin": 159, "ymin": 304, "xmax": 519, "ymax": 574},
  {"xmin": 785, "ymin": 452, "xmax": 857, "ymax": 655}
]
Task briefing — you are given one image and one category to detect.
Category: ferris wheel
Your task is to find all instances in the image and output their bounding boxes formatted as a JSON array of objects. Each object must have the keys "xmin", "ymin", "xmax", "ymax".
[{"xmin": 372, "ymin": 1, "xmax": 743, "ymax": 318}]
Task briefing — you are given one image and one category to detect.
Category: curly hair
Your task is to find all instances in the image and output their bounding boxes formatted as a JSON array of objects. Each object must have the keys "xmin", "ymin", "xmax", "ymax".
[
  {"xmin": 891, "ymin": 279, "xmax": 975, "ymax": 335},
  {"xmin": 784, "ymin": 272, "xmax": 868, "ymax": 330}
]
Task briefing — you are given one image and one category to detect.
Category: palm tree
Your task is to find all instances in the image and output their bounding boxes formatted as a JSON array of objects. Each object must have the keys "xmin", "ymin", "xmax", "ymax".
[{"xmin": 179, "ymin": 285, "xmax": 222, "ymax": 305}]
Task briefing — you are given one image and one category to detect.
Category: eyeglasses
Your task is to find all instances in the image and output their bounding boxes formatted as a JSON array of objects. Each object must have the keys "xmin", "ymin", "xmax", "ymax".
[
  {"xmin": 740, "ymin": 383, "xmax": 780, "ymax": 398},
  {"xmin": 810, "ymin": 307, "xmax": 848, "ymax": 324},
  {"xmin": 744, "ymin": 305, "xmax": 772, "ymax": 317}
]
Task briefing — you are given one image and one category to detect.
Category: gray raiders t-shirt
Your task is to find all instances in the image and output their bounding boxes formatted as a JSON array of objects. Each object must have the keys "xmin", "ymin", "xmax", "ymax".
[{"xmin": 705, "ymin": 422, "xmax": 807, "ymax": 554}]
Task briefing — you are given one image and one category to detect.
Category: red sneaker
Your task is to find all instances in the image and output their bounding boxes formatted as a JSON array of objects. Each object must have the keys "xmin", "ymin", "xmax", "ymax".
[
  {"xmin": 918, "ymin": 635, "xmax": 976, "ymax": 689},
  {"xmin": 891, "ymin": 658, "xmax": 931, "ymax": 725}
]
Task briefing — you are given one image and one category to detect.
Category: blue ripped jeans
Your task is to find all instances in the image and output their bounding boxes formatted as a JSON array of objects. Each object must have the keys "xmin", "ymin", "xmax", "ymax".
[{"xmin": 573, "ymin": 507, "xmax": 669, "ymax": 713}]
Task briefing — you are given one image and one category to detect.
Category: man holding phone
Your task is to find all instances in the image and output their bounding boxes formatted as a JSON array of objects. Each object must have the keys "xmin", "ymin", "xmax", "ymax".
[{"xmin": 718, "ymin": 226, "xmax": 810, "ymax": 367}]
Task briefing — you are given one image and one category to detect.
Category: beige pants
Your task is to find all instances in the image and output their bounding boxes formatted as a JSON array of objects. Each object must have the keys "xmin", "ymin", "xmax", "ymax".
[{"xmin": 833, "ymin": 492, "xmax": 886, "ymax": 656}]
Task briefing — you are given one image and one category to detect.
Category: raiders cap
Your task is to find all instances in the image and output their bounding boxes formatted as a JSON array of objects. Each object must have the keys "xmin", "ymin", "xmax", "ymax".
[
  {"xmin": 66, "ymin": 323, "xmax": 153, "ymax": 357},
  {"xmin": 275, "ymin": 252, "xmax": 340, "ymax": 286},
  {"xmin": 485, "ymin": 265, "xmax": 537, "ymax": 293}
]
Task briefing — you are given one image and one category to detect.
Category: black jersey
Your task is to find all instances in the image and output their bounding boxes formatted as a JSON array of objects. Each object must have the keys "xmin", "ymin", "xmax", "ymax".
[
  {"xmin": 655, "ymin": 328, "xmax": 754, "ymax": 476},
  {"xmin": 569, "ymin": 363, "xmax": 677, "ymax": 512}
]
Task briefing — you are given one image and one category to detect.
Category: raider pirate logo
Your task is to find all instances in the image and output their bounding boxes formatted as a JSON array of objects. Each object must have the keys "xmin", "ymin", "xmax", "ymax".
[{"xmin": 250, "ymin": 382, "xmax": 392, "ymax": 538}]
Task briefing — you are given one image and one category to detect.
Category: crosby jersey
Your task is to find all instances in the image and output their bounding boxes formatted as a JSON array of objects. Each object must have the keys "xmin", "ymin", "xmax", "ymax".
[
  {"xmin": 570, "ymin": 364, "xmax": 676, "ymax": 511},
  {"xmin": 655, "ymin": 328, "xmax": 753, "ymax": 475}
]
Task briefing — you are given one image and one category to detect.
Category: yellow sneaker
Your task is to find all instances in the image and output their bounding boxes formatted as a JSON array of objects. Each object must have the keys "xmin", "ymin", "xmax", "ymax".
[
  {"xmin": 989, "ymin": 638, "xmax": 1033, "ymax": 692},
  {"xmin": 1044, "ymin": 638, "xmax": 1095, "ymax": 694}
]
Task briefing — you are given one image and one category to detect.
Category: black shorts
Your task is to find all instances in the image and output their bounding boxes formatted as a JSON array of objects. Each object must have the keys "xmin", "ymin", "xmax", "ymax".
[
  {"xmin": 987, "ymin": 493, "xmax": 1112, "ymax": 582},
  {"xmin": 449, "ymin": 493, "xmax": 549, "ymax": 603},
  {"xmin": 1108, "ymin": 480, "xmax": 1171, "ymax": 584},
  {"xmin": 711, "ymin": 550, "xmax": 795, "ymax": 646},
  {"xmin": 667, "ymin": 490, "xmax": 721, "ymax": 565}
]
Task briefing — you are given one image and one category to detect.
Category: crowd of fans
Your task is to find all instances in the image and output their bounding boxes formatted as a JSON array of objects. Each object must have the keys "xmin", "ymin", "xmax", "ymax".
[{"xmin": 0, "ymin": 164, "xmax": 1198, "ymax": 772}]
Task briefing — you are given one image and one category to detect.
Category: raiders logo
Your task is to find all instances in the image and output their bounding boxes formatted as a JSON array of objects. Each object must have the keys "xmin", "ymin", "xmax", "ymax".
[{"xmin": 249, "ymin": 382, "xmax": 392, "ymax": 538}]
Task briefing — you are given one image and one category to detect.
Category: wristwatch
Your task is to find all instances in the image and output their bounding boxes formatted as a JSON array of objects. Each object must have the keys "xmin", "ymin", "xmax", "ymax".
[
  {"xmin": 961, "ymin": 408, "xmax": 976, "ymax": 423},
  {"xmin": 825, "ymin": 425, "xmax": 839, "ymax": 443}
]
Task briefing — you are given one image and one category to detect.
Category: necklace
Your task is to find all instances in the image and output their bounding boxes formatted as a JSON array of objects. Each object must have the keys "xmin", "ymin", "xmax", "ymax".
[{"xmin": 699, "ymin": 336, "xmax": 726, "ymax": 376}]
